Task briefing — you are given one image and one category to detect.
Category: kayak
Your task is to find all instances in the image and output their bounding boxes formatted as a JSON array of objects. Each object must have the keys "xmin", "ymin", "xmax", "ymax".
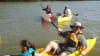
[
  {"xmin": 0, "ymin": 37, "xmax": 1, "ymax": 44},
  {"xmin": 57, "ymin": 15, "xmax": 72, "ymax": 27},
  {"xmin": 41, "ymin": 10, "xmax": 54, "ymax": 23},
  {"xmin": 4, "ymin": 37, "xmax": 96, "ymax": 56},
  {"xmin": 57, "ymin": 15, "xmax": 72, "ymax": 25},
  {"xmin": 35, "ymin": 37, "xmax": 96, "ymax": 56}
]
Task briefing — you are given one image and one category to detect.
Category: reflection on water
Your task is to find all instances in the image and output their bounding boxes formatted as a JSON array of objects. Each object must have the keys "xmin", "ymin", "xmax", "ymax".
[
  {"xmin": 42, "ymin": 22, "xmax": 50, "ymax": 28},
  {"xmin": 0, "ymin": 1, "xmax": 100, "ymax": 56}
]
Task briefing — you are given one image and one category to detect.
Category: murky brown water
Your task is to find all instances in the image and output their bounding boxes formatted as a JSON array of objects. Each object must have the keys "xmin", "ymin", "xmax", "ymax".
[{"xmin": 0, "ymin": 1, "xmax": 100, "ymax": 56}]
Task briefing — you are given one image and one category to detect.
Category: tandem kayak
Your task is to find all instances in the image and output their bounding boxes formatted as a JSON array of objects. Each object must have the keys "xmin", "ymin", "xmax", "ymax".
[
  {"xmin": 41, "ymin": 10, "xmax": 54, "ymax": 23},
  {"xmin": 57, "ymin": 15, "xmax": 72, "ymax": 27},
  {"xmin": 35, "ymin": 37, "xmax": 96, "ymax": 56}
]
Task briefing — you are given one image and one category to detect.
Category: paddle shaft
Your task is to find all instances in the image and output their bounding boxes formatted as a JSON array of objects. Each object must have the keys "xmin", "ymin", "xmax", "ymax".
[
  {"xmin": 73, "ymin": 13, "xmax": 79, "ymax": 16},
  {"xmin": 51, "ymin": 21, "xmax": 58, "ymax": 30}
]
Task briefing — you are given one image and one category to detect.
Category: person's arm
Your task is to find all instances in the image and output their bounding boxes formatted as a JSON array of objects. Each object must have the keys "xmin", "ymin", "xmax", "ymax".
[
  {"xmin": 58, "ymin": 28, "xmax": 63, "ymax": 36},
  {"xmin": 58, "ymin": 28, "xmax": 68, "ymax": 38},
  {"xmin": 80, "ymin": 44, "xmax": 89, "ymax": 56},
  {"xmin": 79, "ymin": 35, "xmax": 89, "ymax": 56}
]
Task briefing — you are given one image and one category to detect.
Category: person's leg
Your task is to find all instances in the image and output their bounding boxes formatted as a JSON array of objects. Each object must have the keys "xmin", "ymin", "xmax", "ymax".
[
  {"xmin": 59, "ymin": 52, "xmax": 67, "ymax": 56},
  {"xmin": 59, "ymin": 47, "xmax": 76, "ymax": 56},
  {"xmin": 41, "ymin": 41, "xmax": 58, "ymax": 56}
]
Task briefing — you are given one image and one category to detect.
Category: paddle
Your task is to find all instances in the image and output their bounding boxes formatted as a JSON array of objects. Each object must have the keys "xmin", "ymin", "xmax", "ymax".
[
  {"xmin": 51, "ymin": 21, "xmax": 58, "ymax": 30},
  {"xmin": 56, "ymin": 13, "xmax": 78, "ymax": 17},
  {"xmin": 40, "ymin": 4, "xmax": 44, "ymax": 9},
  {"xmin": 42, "ymin": 11, "xmax": 58, "ymax": 29},
  {"xmin": 73, "ymin": 13, "xmax": 79, "ymax": 16},
  {"xmin": 41, "ymin": 10, "xmax": 58, "ymax": 30}
]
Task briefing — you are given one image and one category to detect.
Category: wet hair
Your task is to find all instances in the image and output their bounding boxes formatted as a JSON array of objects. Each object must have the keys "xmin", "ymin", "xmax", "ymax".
[{"xmin": 21, "ymin": 40, "xmax": 35, "ymax": 56}]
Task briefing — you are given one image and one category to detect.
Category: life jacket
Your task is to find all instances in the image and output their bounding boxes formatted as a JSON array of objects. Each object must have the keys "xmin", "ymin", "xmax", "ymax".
[
  {"xmin": 19, "ymin": 48, "xmax": 35, "ymax": 56},
  {"xmin": 70, "ymin": 33, "xmax": 78, "ymax": 47},
  {"xmin": 48, "ymin": 13, "xmax": 54, "ymax": 20},
  {"xmin": 64, "ymin": 31, "xmax": 83, "ymax": 49},
  {"xmin": 46, "ymin": 8, "xmax": 51, "ymax": 14},
  {"xmin": 77, "ymin": 42, "xmax": 84, "ymax": 50}
]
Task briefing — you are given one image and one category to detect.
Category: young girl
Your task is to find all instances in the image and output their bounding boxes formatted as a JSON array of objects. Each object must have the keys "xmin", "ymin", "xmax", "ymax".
[{"xmin": 19, "ymin": 40, "xmax": 35, "ymax": 56}]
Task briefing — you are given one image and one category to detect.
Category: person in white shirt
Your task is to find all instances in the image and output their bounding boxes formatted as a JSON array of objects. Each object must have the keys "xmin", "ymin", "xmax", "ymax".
[{"xmin": 63, "ymin": 5, "xmax": 72, "ymax": 17}]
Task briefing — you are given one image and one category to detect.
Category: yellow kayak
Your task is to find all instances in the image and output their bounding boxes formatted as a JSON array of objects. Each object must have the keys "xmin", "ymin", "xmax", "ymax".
[
  {"xmin": 0, "ymin": 37, "xmax": 1, "ymax": 44},
  {"xmin": 35, "ymin": 37, "xmax": 96, "ymax": 56},
  {"xmin": 57, "ymin": 15, "xmax": 72, "ymax": 27}
]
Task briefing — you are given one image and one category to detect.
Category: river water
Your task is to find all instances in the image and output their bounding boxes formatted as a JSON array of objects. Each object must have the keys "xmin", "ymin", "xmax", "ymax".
[{"xmin": 0, "ymin": 1, "xmax": 100, "ymax": 56}]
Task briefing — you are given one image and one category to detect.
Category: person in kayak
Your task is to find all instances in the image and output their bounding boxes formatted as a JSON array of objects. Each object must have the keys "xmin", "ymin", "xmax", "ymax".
[
  {"xmin": 46, "ymin": 5, "xmax": 55, "ymax": 20},
  {"xmin": 39, "ymin": 22, "xmax": 89, "ymax": 56},
  {"xmin": 42, "ymin": 5, "xmax": 52, "ymax": 14},
  {"xmin": 4, "ymin": 40, "xmax": 35, "ymax": 56},
  {"xmin": 45, "ymin": 5, "xmax": 52, "ymax": 14},
  {"xmin": 19, "ymin": 40, "xmax": 35, "ymax": 56},
  {"xmin": 63, "ymin": 5, "xmax": 72, "ymax": 17},
  {"xmin": 42, "ymin": 5, "xmax": 55, "ymax": 22}
]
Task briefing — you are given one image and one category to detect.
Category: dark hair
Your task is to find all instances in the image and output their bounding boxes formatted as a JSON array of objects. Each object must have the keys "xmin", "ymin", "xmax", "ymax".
[
  {"xmin": 21, "ymin": 40, "xmax": 35, "ymax": 56},
  {"xmin": 46, "ymin": 5, "xmax": 49, "ymax": 9}
]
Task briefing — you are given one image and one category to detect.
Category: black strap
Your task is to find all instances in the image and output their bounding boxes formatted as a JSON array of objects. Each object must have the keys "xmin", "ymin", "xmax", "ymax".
[{"xmin": 67, "ymin": 38, "xmax": 77, "ymax": 47}]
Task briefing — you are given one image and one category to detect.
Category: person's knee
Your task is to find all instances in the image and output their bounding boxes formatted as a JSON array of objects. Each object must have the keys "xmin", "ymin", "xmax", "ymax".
[
  {"xmin": 48, "ymin": 41, "xmax": 58, "ymax": 48},
  {"xmin": 48, "ymin": 41, "xmax": 56, "ymax": 45},
  {"xmin": 60, "ymin": 52, "xmax": 67, "ymax": 56}
]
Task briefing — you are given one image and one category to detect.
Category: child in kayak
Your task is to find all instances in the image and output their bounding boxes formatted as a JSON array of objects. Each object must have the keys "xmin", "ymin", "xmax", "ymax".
[
  {"xmin": 5, "ymin": 40, "xmax": 35, "ymax": 56},
  {"xmin": 19, "ymin": 40, "xmax": 35, "ymax": 56}
]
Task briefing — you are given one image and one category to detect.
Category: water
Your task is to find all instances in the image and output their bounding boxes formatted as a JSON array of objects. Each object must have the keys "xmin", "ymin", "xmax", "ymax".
[{"xmin": 0, "ymin": 1, "xmax": 100, "ymax": 56}]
